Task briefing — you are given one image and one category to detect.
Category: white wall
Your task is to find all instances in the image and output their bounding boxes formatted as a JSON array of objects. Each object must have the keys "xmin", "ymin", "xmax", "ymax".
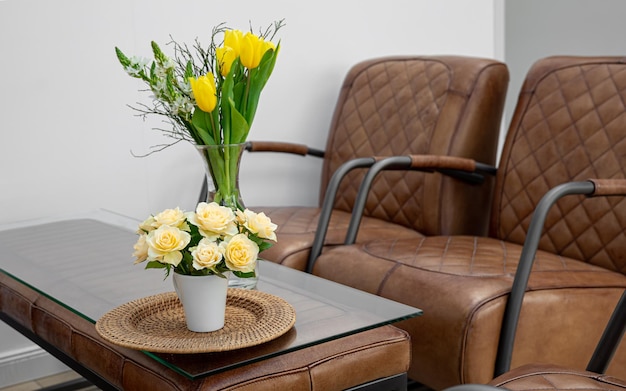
[
  {"xmin": 503, "ymin": 0, "xmax": 626, "ymax": 127},
  {"xmin": 0, "ymin": 0, "xmax": 499, "ymax": 386}
]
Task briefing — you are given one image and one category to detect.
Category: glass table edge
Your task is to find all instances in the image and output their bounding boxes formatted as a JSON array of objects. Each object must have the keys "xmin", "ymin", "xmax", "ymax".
[
  {"xmin": 147, "ymin": 311, "xmax": 422, "ymax": 380},
  {"xmin": 0, "ymin": 267, "xmax": 99, "ymax": 324}
]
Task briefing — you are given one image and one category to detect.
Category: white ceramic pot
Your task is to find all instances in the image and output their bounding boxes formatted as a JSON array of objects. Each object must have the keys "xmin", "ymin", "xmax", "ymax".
[{"xmin": 172, "ymin": 272, "xmax": 229, "ymax": 332}]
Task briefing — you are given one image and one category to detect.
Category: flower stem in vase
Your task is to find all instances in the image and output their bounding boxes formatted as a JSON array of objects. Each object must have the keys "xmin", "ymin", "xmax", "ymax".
[{"xmin": 197, "ymin": 143, "xmax": 246, "ymax": 210}]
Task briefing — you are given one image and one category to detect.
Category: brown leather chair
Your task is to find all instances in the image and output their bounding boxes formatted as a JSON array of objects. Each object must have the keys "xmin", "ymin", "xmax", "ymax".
[
  {"xmin": 445, "ymin": 276, "xmax": 626, "ymax": 391},
  {"xmin": 247, "ymin": 55, "xmax": 509, "ymax": 271},
  {"xmin": 311, "ymin": 56, "xmax": 626, "ymax": 389}
]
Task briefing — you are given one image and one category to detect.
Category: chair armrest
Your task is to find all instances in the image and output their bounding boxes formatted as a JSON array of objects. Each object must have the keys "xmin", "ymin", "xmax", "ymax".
[
  {"xmin": 495, "ymin": 179, "xmax": 626, "ymax": 376},
  {"xmin": 343, "ymin": 155, "xmax": 496, "ymax": 246},
  {"xmin": 246, "ymin": 140, "xmax": 325, "ymax": 158}
]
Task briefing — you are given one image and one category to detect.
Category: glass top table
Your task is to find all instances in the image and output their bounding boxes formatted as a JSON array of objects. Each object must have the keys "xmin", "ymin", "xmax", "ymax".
[{"xmin": 0, "ymin": 209, "xmax": 422, "ymax": 380}]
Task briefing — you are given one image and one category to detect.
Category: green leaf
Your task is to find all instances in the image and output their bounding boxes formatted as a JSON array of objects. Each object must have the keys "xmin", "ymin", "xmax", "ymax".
[
  {"xmin": 191, "ymin": 109, "xmax": 217, "ymax": 145},
  {"xmin": 220, "ymin": 59, "xmax": 241, "ymax": 144},
  {"xmin": 145, "ymin": 261, "xmax": 166, "ymax": 269},
  {"xmin": 258, "ymin": 241, "xmax": 274, "ymax": 252},
  {"xmin": 233, "ymin": 270, "xmax": 256, "ymax": 279},
  {"xmin": 149, "ymin": 62, "xmax": 157, "ymax": 86},
  {"xmin": 228, "ymin": 100, "xmax": 250, "ymax": 144},
  {"xmin": 243, "ymin": 46, "xmax": 280, "ymax": 126}
]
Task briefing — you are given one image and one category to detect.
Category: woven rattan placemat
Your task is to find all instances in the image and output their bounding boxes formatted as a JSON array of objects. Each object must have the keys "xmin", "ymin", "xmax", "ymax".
[{"xmin": 95, "ymin": 289, "xmax": 296, "ymax": 353}]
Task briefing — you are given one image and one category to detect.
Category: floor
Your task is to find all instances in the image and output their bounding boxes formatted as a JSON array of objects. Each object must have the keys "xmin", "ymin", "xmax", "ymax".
[{"xmin": 0, "ymin": 371, "xmax": 98, "ymax": 391}]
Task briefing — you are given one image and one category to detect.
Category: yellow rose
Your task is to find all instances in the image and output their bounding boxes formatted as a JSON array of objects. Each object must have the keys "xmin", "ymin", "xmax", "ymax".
[
  {"xmin": 153, "ymin": 207, "xmax": 187, "ymax": 229},
  {"xmin": 239, "ymin": 32, "xmax": 274, "ymax": 69},
  {"xmin": 187, "ymin": 202, "xmax": 238, "ymax": 240},
  {"xmin": 243, "ymin": 209, "xmax": 277, "ymax": 241},
  {"xmin": 191, "ymin": 239, "xmax": 224, "ymax": 271},
  {"xmin": 146, "ymin": 225, "xmax": 191, "ymax": 266},
  {"xmin": 222, "ymin": 233, "xmax": 258, "ymax": 273},
  {"xmin": 189, "ymin": 73, "xmax": 217, "ymax": 113},
  {"xmin": 132, "ymin": 233, "xmax": 149, "ymax": 264}
]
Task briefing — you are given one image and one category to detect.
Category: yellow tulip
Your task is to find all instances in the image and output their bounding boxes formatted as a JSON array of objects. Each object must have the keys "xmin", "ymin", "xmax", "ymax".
[
  {"xmin": 189, "ymin": 73, "xmax": 217, "ymax": 113},
  {"xmin": 239, "ymin": 33, "xmax": 274, "ymax": 69},
  {"xmin": 223, "ymin": 29, "xmax": 243, "ymax": 54},
  {"xmin": 216, "ymin": 46, "xmax": 238, "ymax": 76}
]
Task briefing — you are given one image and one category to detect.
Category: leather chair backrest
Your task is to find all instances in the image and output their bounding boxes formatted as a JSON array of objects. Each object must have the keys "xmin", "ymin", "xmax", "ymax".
[
  {"xmin": 320, "ymin": 56, "xmax": 509, "ymax": 236},
  {"xmin": 491, "ymin": 56, "xmax": 626, "ymax": 273}
]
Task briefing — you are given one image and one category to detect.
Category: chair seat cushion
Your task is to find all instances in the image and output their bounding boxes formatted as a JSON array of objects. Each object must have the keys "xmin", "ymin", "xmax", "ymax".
[
  {"xmin": 489, "ymin": 363, "xmax": 626, "ymax": 391},
  {"xmin": 256, "ymin": 206, "xmax": 423, "ymax": 270},
  {"xmin": 312, "ymin": 235, "xmax": 626, "ymax": 389}
]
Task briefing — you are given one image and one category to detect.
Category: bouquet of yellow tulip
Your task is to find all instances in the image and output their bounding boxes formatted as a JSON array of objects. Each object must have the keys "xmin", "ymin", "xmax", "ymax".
[
  {"xmin": 115, "ymin": 21, "xmax": 284, "ymax": 208},
  {"xmin": 133, "ymin": 203, "xmax": 277, "ymax": 278}
]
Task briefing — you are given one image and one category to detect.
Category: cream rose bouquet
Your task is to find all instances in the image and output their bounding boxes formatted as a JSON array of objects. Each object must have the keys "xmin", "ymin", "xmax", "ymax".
[{"xmin": 133, "ymin": 203, "xmax": 277, "ymax": 278}]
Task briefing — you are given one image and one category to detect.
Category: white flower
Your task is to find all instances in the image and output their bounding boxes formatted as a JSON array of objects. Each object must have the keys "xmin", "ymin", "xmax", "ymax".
[
  {"xmin": 171, "ymin": 95, "xmax": 194, "ymax": 116},
  {"xmin": 132, "ymin": 233, "xmax": 149, "ymax": 264},
  {"xmin": 243, "ymin": 209, "xmax": 277, "ymax": 241},
  {"xmin": 155, "ymin": 64, "xmax": 168, "ymax": 78},
  {"xmin": 221, "ymin": 233, "xmax": 258, "ymax": 273},
  {"xmin": 191, "ymin": 239, "xmax": 224, "ymax": 271},
  {"xmin": 146, "ymin": 225, "xmax": 191, "ymax": 266},
  {"xmin": 124, "ymin": 56, "xmax": 149, "ymax": 76},
  {"xmin": 138, "ymin": 216, "xmax": 156, "ymax": 233},
  {"xmin": 153, "ymin": 207, "xmax": 188, "ymax": 229},
  {"xmin": 187, "ymin": 202, "xmax": 238, "ymax": 240}
]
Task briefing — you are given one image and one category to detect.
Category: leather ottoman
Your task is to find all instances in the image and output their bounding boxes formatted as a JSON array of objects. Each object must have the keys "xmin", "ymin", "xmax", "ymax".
[{"xmin": 0, "ymin": 272, "xmax": 411, "ymax": 390}]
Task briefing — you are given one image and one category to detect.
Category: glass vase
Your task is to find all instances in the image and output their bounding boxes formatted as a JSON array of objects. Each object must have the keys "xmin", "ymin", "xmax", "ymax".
[
  {"xmin": 196, "ymin": 143, "xmax": 246, "ymax": 210},
  {"xmin": 196, "ymin": 143, "xmax": 258, "ymax": 289}
]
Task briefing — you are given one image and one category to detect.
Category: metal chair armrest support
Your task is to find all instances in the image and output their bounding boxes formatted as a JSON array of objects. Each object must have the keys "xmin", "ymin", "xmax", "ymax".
[
  {"xmin": 494, "ymin": 179, "xmax": 626, "ymax": 376},
  {"xmin": 305, "ymin": 157, "xmax": 377, "ymax": 273},
  {"xmin": 342, "ymin": 155, "xmax": 495, "ymax": 246},
  {"xmin": 587, "ymin": 289, "xmax": 626, "ymax": 373}
]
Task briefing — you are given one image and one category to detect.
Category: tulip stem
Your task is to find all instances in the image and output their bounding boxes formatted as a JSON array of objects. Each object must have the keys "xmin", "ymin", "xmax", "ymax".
[{"xmin": 242, "ymin": 73, "xmax": 252, "ymax": 121}]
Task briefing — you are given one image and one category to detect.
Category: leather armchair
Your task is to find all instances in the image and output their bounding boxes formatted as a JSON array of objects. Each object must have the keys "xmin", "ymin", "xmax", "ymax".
[
  {"xmin": 247, "ymin": 55, "xmax": 509, "ymax": 271},
  {"xmin": 311, "ymin": 56, "xmax": 626, "ymax": 389}
]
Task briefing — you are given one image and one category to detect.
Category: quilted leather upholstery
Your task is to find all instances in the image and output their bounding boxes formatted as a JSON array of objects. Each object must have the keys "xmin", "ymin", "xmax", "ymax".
[
  {"xmin": 256, "ymin": 56, "xmax": 509, "ymax": 270},
  {"xmin": 492, "ymin": 58, "xmax": 626, "ymax": 271},
  {"xmin": 312, "ymin": 56, "xmax": 626, "ymax": 390}
]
